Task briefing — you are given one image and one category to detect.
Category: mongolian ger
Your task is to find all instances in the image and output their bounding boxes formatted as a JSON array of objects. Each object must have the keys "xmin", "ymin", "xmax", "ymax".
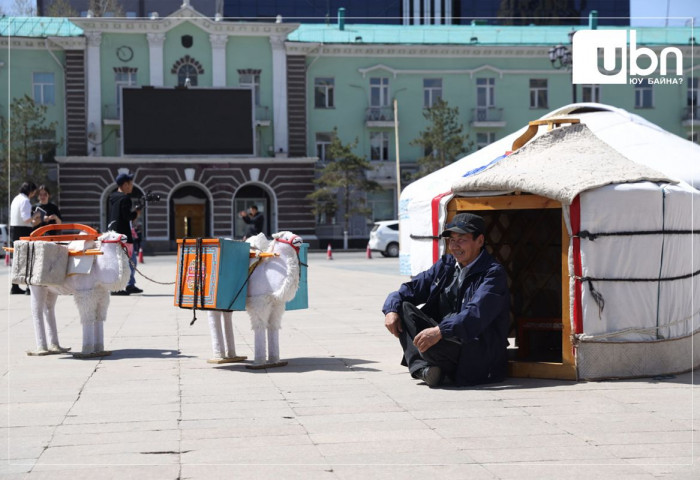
[
  {"xmin": 398, "ymin": 104, "xmax": 700, "ymax": 381},
  {"xmin": 175, "ymin": 231, "xmax": 307, "ymax": 368},
  {"xmin": 10, "ymin": 225, "xmax": 130, "ymax": 358}
]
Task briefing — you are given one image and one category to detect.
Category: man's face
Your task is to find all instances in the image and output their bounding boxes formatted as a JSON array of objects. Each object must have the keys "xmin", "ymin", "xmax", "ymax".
[
  {"xmin": 447, "ymin": 232, "xmax": 483, "ymax": 267},
  {"xmin": 121, "ymin": 180, "xmax": 133, "ymax": 194}
]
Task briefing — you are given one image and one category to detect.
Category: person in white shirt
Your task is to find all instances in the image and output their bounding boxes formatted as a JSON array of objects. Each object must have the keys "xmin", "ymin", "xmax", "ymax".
[{"xmin": 10, "ymin": 181, "xmax": 39, "ymax": 294}]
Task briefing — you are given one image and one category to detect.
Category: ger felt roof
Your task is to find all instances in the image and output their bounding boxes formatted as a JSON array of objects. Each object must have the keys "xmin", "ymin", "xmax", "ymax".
[
  {"xmin": 287, "ymin": 23, "xmax": 696, "ymax": 46},
  {"xmin": 0, "ymin": 16, "xmax": 83, "ymax": 37}
]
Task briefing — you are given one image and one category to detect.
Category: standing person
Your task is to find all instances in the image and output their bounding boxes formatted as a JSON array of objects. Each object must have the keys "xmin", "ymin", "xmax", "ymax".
[
  {"xmin": 238, "ymin": 204, "xmax": 264, "ymax": 240},
  {"xmin": 10, "ymin": 182, "xmax": 39, "ymax": 294},
  {"xmin": 382, "ymin": 213, "xmax": 510, "ymax": 388},
  {"xmin": 108, "ymin": 172, "xmax": 142, "ymax": 296},
  {"xmin": 32, "ymin": 185, "xmax": 63, "ymax": 229}
]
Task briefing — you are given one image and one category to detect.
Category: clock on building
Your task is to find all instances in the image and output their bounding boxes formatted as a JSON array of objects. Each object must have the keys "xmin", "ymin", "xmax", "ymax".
[{"xmin": 116, "ymin": 46, "xmax": 133, "ymax": 62}]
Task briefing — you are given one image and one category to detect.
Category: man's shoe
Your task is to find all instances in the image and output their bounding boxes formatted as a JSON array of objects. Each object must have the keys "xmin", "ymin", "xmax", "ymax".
[
  {"xmin": 10, "ymin": 286, "xmax": 26, "ymax": 295},
  {"xmin": 420, "ymin": 366, "xmax": 443, "ymax": 387},
  {"xmin": 111, "ymin": 290, "xmax": 130, "ymax": 296},
  {"xmin": 125, "ymin": 285, "xmax": 143, "ymax": 294}
]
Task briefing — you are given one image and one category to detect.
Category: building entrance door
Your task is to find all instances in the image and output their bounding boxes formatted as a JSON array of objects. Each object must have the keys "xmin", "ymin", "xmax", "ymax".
[{"xmin": 174, "ymin": 203, "xmax": 205, "ymax": 238}]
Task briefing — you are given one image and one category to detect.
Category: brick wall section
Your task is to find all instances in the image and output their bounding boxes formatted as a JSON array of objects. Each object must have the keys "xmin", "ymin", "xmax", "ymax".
[
  {"xmin": 57, "ymin": 160, "xmax": 316, "ymax": 251},
  {"xmin": 64, "ymin": 51, "xmax": 87, "ymax": 156},
  {"xmin": 286, "ymin": 55, "xmax": 307, "ymax": 157}
]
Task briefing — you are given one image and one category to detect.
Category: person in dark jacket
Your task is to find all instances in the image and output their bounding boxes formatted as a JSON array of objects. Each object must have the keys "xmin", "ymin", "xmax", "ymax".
[
  {"xmin": 238, "ymin": 204, "xmax": 264, "ymax": 240},
  {"xmin": 383, "ymin": 213, "xmax": 510, "ymax": 388},
  {"xmin": 108, "ymin": 171, "xmax": 142, "ymax": 295}
]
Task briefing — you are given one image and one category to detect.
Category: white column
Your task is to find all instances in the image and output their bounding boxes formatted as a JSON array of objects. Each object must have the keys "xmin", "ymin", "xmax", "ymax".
[
  {"xmin": 147, "ymin": 33, "xmax": 165, "ymax": 86},
  {"xmin": 85, "ymin": 32, "xmax": 102, "ymax": 156},
  {"xmin": 434, "ymin": 0, "xmax": 442, "ymax": 25},
  {"xmin": 445, "ymin": 0, "xmax": 452, "ymax": 25},
  {"xmin": 210, "ymin": 34, "xmax": 228, "ymax": 87},
  {"xmin": 402, "ymin": 0, "xmax": 410, "ymax": 25},
  {"xmin": 413, "ymin": 0, "xmax": 420, "ymax": 24},
  {"xmin": 269, "ymin": 35, "xmax": 288, "ymax": 156},
  {"xmin": 424, "ymin": 0, "xmax": 431, "ymax": 24}
]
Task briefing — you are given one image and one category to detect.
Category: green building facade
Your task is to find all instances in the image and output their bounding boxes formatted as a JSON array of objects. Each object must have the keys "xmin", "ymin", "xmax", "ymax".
[{"xmin": 1, "ymin": 7, "xmax": 697, "ymax": 249}]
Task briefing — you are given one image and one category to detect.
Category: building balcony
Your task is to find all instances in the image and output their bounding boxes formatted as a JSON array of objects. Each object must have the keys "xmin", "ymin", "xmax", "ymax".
[
  {"xmin": 103, "ymin": 104, "xmax": 121, "ymax": 125},
  {"xmin": 366, "ymin": 160, "xmax": 396, "ymax": 184},
  {"xmin": 365, "ymin": 106, "xmax": 395, "ymax": 127},
  {"xmin": 470, "ymin": 107, "xmax": 506, "ymax": 128},
  {"xmin": 681, "ymin": 105, "xmax": 699, "ymax": 127},
  {"xmin": 255, "ymin": 105, "xmax": 271, "ymax": 127}
]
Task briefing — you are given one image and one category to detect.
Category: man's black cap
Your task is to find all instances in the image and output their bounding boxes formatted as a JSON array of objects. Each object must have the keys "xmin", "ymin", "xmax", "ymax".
[
  {"xmin": 441, "ymin": 213, "xmax": 485, "ymax": 237},
  {"xmin": 115, "ymin": 172, "xmax": 134, "ymax": 186}
]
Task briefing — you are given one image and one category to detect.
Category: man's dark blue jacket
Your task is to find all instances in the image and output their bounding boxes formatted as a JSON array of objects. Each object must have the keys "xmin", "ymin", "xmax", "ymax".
[{"xmin": 382, "ymin": 250, "xmax": 510, "ymax": 385}]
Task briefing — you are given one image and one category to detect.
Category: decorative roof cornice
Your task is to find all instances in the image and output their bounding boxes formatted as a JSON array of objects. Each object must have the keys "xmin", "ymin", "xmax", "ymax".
[{"xmin": 72, "ymin": 8, "xmax": 299, "ymax": 38}]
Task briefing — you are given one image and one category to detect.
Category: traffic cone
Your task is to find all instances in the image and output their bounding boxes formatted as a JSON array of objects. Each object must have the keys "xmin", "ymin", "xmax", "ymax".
[
  {"xmin": 366, "ymin": 243, "xmax": 372, "ymax": 259},
  {"xmin": 138, "ymin": 248, "xmax": 144, "ymax": 264},
  {"xmin": 327, "ymin": 243, "xmax": 333, "ymax": 260}
]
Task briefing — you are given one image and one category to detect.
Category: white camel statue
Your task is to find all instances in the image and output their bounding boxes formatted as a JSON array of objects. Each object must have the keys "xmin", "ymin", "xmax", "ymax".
[
  {"xmin": 27, "ymin": 231, "xmax": 130, "ymax": 358},
  {"xmin": 243, "ymin": 231, "xmax": 303, "ymax": 368},
  {"xmin": 201, "ymin": 232, "xmax": 302, "ymax": 366}
]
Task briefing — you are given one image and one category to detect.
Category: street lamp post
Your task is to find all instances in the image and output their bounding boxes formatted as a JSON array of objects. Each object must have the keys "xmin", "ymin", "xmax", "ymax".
[{"xmin": 548, "ymin": 30, "xmax": 576, "ymax": 103}]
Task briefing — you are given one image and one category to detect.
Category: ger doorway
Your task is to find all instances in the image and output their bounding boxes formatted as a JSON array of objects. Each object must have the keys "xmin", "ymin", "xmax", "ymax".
[
  {"xmin": 170, "ymin": 185, "xmax": 211, "ymax": 240},
  {"xmin": 233, "ymin": 184, "xmax": 271, "ymax": 238}
]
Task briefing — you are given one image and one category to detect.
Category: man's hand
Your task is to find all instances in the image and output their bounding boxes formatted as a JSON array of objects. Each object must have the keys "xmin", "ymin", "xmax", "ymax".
[
  {"xmin": 414, "ymin": 326, "xmax": 442, "ymax": 353},
  {"xmin": 384, "ymin": 312, "xmax": 402, "ymax": 337}
]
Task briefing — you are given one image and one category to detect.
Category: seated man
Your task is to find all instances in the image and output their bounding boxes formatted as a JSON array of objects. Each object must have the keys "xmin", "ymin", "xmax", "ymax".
[{"xmin": 382, "ymin": 213, "xmax": 510, "ymax": 387}]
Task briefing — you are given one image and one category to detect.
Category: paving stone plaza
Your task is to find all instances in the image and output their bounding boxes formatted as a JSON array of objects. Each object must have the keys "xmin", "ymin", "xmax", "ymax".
[{"xmin": 1, "ymin": 252, "xmax": 698, "ymax": 479}]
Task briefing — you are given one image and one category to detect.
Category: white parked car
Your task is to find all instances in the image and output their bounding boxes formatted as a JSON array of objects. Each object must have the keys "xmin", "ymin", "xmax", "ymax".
[{"xmin": 368, "ymin": 220, "xmax": 399, "ymax": 257}]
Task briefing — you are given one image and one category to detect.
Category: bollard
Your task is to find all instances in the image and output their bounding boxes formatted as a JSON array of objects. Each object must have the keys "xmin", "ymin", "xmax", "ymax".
[{"xmin": 327, "ymin": 243, "xmax": 333, "ymax": 260}]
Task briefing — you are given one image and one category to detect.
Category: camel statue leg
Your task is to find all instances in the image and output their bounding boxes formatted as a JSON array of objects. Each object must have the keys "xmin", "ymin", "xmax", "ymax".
[
  {"xmin": 73, "ymin": 290, "xmax": 110, "ymax": 358},
  {"xmin": 207, "ymin": 311, "xmax": 225, "ymax": 360},
  {"xmin": 207, "ymin": 311, "xmax": 246, "ymax": 364},
  {"xmin": 28, "ymin": 285, "xmax": 49, "ymax": 355},
  {"xmin": 265, "ymin": 303, "xmax": 287, "ymax": 367},
  {"xmin": 44, "ymin": 289, "xmax": 70, "ymax": 354},
  {"xmin": 93, "ymin": 288, "xmax": 110, "ymax": 354}
]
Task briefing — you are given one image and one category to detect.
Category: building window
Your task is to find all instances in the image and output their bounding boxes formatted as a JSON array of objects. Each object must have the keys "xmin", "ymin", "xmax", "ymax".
[
  {"xmin": 581, "ymin": 84, "xmax": 600, "ymax": 103},
  {"xmin": 529, "ymin": 79, "xmax": 548, "ymax": 108},
  {"xmin": 476, "ymin": 78, "xmax": 495, "ymax": 108},
  {"xmin": 114, "ymin": 68, "xmax": 137, "ymax": 118},
  {"xmin": 688, "ymin": 77, "xmax": 698, "ymax": 106},
  {"xmin": 370, "ymin": 77, "xmax": 390, "ymax": 107},
  {"xmin": 314, "ymin": 77, "xmax": 334, "ymax": 108},
  {"xmin": 423, "ymin": 78, "xmax": 442, "ymax": 108},
  {"xmin": 316, "ymin": 132, "xmax": 333, "ymax": 161},
  {"xmin": 239, "ymin": 70, "xmax": 261, "ymax": 106},
  {"xmin": 635, "ymin": 79, "xmax": 653, "ymax": 108},
  {"xmin": 171, "ymin": 55, "xmax": 204, "ymax": 87},
  {"xmin": 476, "ymin": 132, "xmax": 496, "ymax": 149},
  {"xmin": 33, "ymin": 73, "xmax": 55, "ymax": 105},
  {"xmin": 177, "ymin": 64, "xmax": 198, "ymax": 86},
  {"xmin": 370, "ymin": 131, "xmax": 389, "ymax": 161},
  {"xmin": 367, "ymin": 189, "xmax": 395, "ymax": 221}
]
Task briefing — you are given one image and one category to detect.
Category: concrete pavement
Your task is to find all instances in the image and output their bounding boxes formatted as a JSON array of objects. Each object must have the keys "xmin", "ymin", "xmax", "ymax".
[{"xmin": 1, "ymin": 251, "xmax": 698, "ymax": 479}]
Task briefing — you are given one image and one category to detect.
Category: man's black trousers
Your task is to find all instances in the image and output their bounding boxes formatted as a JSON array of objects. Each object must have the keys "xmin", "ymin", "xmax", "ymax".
[{"xmin": 398, "ymin": 302, "xmax": 461, "ymax": 378}]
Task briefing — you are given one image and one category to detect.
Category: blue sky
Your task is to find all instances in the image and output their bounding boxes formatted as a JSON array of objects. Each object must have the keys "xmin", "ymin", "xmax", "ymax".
[{"xmin": 0, "ymin": 0, "xmax": 699, "ymax": 26}]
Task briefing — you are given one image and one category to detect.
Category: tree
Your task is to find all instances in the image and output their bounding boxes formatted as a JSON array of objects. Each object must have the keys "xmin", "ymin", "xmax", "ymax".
[
  {"xmin": 497, "ymin": 0, "xmax": 587, "ymax": 26},
  {"xmin": 7, "ymin": 0, "xmax": 37, "ymax": 16},
  {"xmin": 45, "ymin": 0, "xmax": 79, "ymax": 17},
  {"xmin": 307, "ymin": 128, "xmax": 382, "ymax": 243},
  {"xmin": 87, "ymin": 0, "xmax": 125, "ymax": 17},
  {"xmin": 409, "ymin": 98, "xmax": 472, "ymax": 178},
  {"xmin": 0, "ymin": 95, "xmax": 61, "ymax": 214}
]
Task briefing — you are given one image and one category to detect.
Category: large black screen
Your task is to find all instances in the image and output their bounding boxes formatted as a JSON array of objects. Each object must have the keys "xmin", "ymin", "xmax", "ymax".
[{"xmin": 122, "ymin": 87, "xmax": 254, "ymax": 155}]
